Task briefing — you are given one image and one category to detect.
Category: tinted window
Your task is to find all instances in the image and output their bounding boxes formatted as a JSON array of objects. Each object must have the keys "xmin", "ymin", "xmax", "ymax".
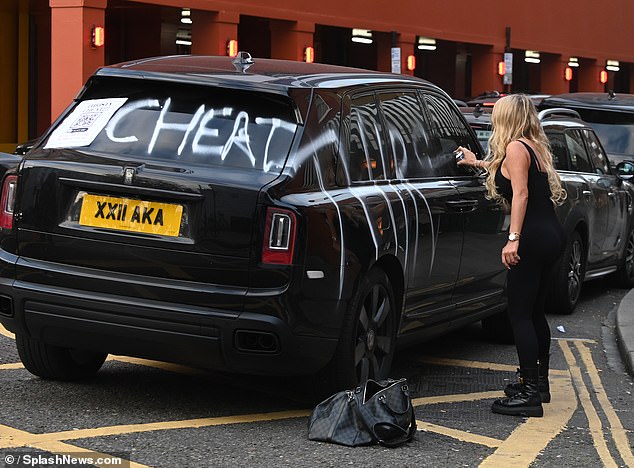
[
  {"xmin": 348, "ymin": 94, "xmax": 387, "ymax": 182},
  {"xmin": 573, "ymin": 108, "xmax": 634, "ymax": 156},
  {"xmin": 424, "ymin": 93, "xmax": 474, "ymax": 177},
  {"xmin": 583, "ymin": 129, "xmax": 610, "ymax": 174},
  {"xmin": 546, "ymin": 132, "xmax": 569, "ymax": 171},
  {"xmin": 44, "ymin": 77, "xmax": 298, "ymax": 174},
  {"xmin": 565, "ymin": 130, "xmax": 593, "ymax": 173},
  {"xmin": 377, "ymin": 91, "xmax": 433, "ymax": 179}
]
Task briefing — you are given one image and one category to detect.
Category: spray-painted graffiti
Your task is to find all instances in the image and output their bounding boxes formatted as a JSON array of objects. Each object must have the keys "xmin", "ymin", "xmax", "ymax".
[{"xmin": 50, "ymin": 98, "xmax": 297, "ymax": 172}]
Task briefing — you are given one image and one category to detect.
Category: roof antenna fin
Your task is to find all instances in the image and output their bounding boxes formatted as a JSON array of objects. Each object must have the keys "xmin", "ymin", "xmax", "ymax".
[
  {"xmin": 608, "ymin": 90, "xmax": 616, "ymax": 100},
  {"xmin": 232, "ymin": 52, "xmax": 254, "ymax": 73}
]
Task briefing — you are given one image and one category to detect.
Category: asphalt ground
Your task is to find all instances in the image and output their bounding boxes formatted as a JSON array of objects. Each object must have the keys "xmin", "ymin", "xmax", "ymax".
[{"xmin": 0, "ymin": 281, "xmax": 633, "ymax": 467}]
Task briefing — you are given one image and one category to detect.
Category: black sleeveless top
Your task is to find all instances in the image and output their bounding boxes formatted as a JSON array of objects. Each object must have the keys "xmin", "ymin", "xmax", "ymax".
[{"xmin": 495, "ymin": 140, "xmax": 565, "ymax": 260}]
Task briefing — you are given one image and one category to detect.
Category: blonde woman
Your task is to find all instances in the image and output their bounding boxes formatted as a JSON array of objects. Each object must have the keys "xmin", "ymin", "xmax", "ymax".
[{"xmin": 457, "ymin": 94, "xmax": 566, "ymax": 418}]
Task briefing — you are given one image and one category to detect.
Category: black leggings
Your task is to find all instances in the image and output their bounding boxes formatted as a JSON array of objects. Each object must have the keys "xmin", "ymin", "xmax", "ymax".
[{"xmin": 506, "ymin": 253, "xmax": 559, "ymax": 370}]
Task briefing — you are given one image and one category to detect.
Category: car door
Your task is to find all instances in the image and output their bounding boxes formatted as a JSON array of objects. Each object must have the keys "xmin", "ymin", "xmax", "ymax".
[
  {"xmin": 374, "ymin": 89, "xmax": 462, "ymax": 330},
  {"xmin": 422, "ymin": 92, "xmax": 507, "ymax": 321},
  {"xmin": 583, "ymin": 128, "xmax": 628, "ymax": 261},
  {"xmin": 564, "ymin": 129, "xmax": 610, "ymax": 264}
]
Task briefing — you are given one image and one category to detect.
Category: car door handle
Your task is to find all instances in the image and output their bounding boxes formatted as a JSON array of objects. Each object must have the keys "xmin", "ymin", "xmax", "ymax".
[
  {"xmin": 608, "ymin": 192, "xmax": 617, "ymax": 198},
  {"xmin": 582, "ymin": 190, "xmax": 592, "ymax": 197},
  {"xmin": 446, "ymin": 200, "xmax": 479, "ymax": 213}
]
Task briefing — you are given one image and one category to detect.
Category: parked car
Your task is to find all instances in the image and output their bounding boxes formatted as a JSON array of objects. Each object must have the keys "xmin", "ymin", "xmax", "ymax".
[
  {"xmin": 539, "ymin": 92, "xmax": 634, "ymax": 169},
  {"xmin": 461, "ymin": 106, "xmax": 634, "ymax": 314},
  {"xmin": 0, "ymin": 54, "xmax": 520, "ymax": 394}
]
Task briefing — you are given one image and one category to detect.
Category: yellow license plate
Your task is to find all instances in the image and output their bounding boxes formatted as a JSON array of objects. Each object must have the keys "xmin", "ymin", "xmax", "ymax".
[{"xmin": 79, "ymin": 194, "xmax": 183, "ymax": 237}]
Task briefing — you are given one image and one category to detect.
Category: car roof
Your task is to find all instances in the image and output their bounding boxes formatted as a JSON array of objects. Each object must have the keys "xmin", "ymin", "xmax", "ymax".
[
  {"xmin": 541, "ymin": 92, "xmax": 634, "ymax": 112},
  {"xmin": 95, "ymin": 54, "xmax": 434, "ymax": 93},
  {"xmin": 460, "ymin": 106, "xmax": 591, "ymax": 131}
]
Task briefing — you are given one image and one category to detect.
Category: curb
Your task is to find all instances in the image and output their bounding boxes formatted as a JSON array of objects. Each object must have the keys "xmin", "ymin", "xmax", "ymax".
[{"xmin": 616, "ymin": 287, "xmax": 634, "ymax": 377}]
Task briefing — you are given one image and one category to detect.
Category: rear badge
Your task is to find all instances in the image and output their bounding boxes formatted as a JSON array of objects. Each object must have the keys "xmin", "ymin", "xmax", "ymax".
[{"xmin": 123, "ymin": 167, "xmax": 135, "ymax": 185}]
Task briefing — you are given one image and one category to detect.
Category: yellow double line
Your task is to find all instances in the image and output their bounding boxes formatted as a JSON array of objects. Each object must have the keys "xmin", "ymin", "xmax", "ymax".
[
  {"xmin": 559, "ymin": 339, "xmax": 634, "ymax": 467},
  {"xmin": 1, "ymin": 324, "xmax": 632, "ymax": 467}
]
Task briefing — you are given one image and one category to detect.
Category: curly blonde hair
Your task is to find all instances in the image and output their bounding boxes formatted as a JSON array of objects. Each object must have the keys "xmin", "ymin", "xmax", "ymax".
[{"xmin": 483, "ymin": 94, "xmax": 567, "ymax": 206}]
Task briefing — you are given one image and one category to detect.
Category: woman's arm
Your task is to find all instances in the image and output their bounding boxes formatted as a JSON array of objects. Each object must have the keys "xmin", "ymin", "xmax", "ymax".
[{"xmin": 455, "ymin": 146, "xmax": 489, "ymax": 169}]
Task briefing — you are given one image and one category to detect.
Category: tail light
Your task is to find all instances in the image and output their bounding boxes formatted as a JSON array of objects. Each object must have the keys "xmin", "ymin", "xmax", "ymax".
[
  {"xmin": 0, "ymin": 175, "xmax": 17, "ymax": 230},
  {"xmin": 262, "ymin": 207, "xmax": 296, "ymax": 265}
]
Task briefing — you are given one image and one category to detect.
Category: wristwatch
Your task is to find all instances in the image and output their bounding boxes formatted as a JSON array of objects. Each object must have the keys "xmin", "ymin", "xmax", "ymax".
[{"xmin": 508, "ymin": 232, "xmax": 521, "ymax": 242}]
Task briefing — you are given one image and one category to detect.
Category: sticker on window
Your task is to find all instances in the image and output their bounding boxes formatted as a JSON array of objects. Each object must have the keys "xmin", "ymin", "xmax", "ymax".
[{"xmin": 44, "ymin": 98, "xmax": 128, "ymax": 149}]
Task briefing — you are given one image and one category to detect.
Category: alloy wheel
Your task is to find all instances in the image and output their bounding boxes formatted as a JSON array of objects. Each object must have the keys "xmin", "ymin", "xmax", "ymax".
[
  {"xmin": 354, "ymin": 283, "xmax": 394, "ymax": 383},
  {"xmin": 567, "ymin": 238, "xmax": 583, "ymax": 304}
]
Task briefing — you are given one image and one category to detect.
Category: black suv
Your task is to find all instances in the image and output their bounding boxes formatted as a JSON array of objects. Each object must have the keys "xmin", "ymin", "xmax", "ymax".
[
  {"xmin": 0, "ymin": 54, "xmax": 534, "ymax": 393},
  {"xmin": 539, "ymin": 92, "xmax": 634, "ymax": 169},
  {"xmin": 462, "ymin": 106, "xmax": 634, "ymax": 314}
]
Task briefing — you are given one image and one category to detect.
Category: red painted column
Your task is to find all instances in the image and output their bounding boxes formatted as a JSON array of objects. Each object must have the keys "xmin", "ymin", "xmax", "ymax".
[
  {"xmin": 270, "ymin": 20, "xmax": 314, "ymax": 62},
  {"xmin": 50, "ymin": 0, "xmax": 106, "ymax": 122},
  {"xmin": 540, "ymin": 54, "xmax": 569, "ymax": 95},
  {"xmin": 471, "ymin": 44, "xmax": 505, "ymax": 97},
  {"xmin": 191, "ymin": 10, "xmax": 239, "ymax": 56}
]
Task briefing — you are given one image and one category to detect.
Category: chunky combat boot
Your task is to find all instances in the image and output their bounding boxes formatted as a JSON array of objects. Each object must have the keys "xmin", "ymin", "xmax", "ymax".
[
  {"xmin": 504, "ymin": 356, "xmax": 551, "ymax": 403},
  {"xmin": 492, "ymin": 368, "xmax": 543, "ymax": 417}
]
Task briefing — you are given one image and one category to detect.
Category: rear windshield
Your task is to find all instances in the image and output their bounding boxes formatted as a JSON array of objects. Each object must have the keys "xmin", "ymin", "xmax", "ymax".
[
  {"xmin": 572, "ymin": 109, "xmax": 634, "ymax": 156},
  {"xmin": 44, "ymin": 76, "xmax": 299, "ymax": 173}
]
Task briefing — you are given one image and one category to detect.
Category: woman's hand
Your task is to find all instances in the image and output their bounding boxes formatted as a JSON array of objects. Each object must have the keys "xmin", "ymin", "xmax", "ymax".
[
  {"xmin": 501, "ymin": 241, "xmax": 521, "ymax": 269},
  {"xmin": 455, "ymin": 146, "xmax": 479, "ymax": 168}
]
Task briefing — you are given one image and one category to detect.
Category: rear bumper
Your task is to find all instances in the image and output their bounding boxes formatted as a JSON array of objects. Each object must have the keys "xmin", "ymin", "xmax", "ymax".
[{"xmin": 0, "ymin": 277, "xmax": 339, "ymax": 376}]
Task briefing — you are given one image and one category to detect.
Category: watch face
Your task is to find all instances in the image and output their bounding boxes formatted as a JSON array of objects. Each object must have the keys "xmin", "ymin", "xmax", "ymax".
[{"xmin": 509, "ymin": 233, "xmax": 519, "ymax": 241}]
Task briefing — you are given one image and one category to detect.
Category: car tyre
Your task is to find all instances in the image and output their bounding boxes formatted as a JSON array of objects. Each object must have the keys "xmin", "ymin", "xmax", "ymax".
[
  {"xmin": 16, "ymin": 334, "xmax": 107, "ymax": 381},
  {"xmin": 548, "ymin": 230, "xmax": 585, "ymax": 315},
  {"xmin": 315, "ymin": 268, "xmax": 397, "ymax": 397},
  {"xmin": 613, "ymin": 224, "xmax": 634, "ymax": 288}
]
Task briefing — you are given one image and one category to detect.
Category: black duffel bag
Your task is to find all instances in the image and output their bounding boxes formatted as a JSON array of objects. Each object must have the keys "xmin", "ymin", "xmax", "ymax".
[{"xmin": 308, "ymin": 378, "xmax": 417, "ymax": 447}]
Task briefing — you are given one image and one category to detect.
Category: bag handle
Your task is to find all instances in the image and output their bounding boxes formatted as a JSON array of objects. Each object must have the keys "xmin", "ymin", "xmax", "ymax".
[{"xmin": 353, "ymin": 398, "xmax": 417, "ymax": 448}]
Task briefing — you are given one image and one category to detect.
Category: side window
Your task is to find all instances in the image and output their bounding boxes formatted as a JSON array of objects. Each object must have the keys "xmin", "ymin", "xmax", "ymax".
[
  {"xmin": 377, "ymin": 91, "xmax": 433, "ymax": 179},
  {"xmin": 424, "ymin": 93, "xmax": 475, "ymax": 177},
  {"xmin": 583, "ymin": 129, "xmax": 610, "ymax": 174},
  {"xmin": 546, "ymin": 132, "xmax": 569, "ymax": 171},
  {"xmin": 348, "ymin": 94, "xmax": 387, "ymax": 182},
  {"xmin": 565, "ymin": 130, "xmax": 593, "ymax": 173}
]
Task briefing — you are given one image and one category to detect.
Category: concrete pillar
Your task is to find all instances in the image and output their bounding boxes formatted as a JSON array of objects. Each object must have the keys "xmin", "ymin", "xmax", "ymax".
[
  {"xmin": 50, "ymin": 0, "xmax": 106, "ymax": 122},
  {"xmin": 471, "ymin": 44, "xmax": 505, "ymax": 97},
  {"xmin": 191, "ymin": 10, "xmax": 239, "ymax": 56},
  {"xmin": 540, "ymin": 54, "xmax": 569, "ymax": 95},
  {"xmin": 577, "ymin": 58, "xmax": 605, "ymax": 92},
  {"xmin": 270, "ymin": 20, "xmax": 314, "ymax": 62}
]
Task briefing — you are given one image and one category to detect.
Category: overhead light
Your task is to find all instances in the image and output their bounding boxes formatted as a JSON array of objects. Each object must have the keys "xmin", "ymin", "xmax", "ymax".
[
  {"xmin": 175, "ymin": 29, "xmax": 191, "ymax": 47},
  {"xmin": 525, "ymin": 50, "xmax": 540, "ymax": 64},
  {"xmin": 417, "ymin": 36, "xmax": 437, "ymax": 51},
  {"xmin": 352, "ymin": 29, "xmax": 373, "ymax": 44},
  {"xmin": 606, "ymin": 60, "xmax": 620, "ymax": 72},
  {"xmin": 181, "ymin": 8, "xmax": 191, "ymax": 24},
  {"xmin": 568, "ymin": 57, "xmax": 579, "ymax": 68}
]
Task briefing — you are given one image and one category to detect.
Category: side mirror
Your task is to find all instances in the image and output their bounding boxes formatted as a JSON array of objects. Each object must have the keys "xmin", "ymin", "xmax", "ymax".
[{"xmin": 615, "ymin": 161, "xmax": 634, "ymax": 181}]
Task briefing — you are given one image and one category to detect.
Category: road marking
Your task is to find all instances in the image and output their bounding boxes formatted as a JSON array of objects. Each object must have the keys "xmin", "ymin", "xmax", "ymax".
[
  {"xmin": 576, "ymin": 341, "xmax": 634, "ymax": 466},
  {"xmin": 107, "ymin": 355, "xmax": 206, "ymax": 375},
  {"xmin": 0, "ymin": 410, "xmax": 311, "ymax": 448},
  {"xmin": 0, "ymin": 362, "xmax": 23, "ymax": 370},
  {"xmin": 412, "ymin": 390, "xmax": 501, "ymax": 406},
  {"xmin": 416, "ymin": 420, "xmax": 502, "ymax": 448},
  {"xmin": 418, "ymin": 356, "xmax": 568, "ymax": 376},
  {"xmin": 0, "ymin": 323, "xmax": 14, "ymax": 339},
  {"xmin": 0, "ymin": 424, "xmax": 149, "ymax": 468},
  {"xmin": 560, "ymin": 340, "xmax": 617, "ymax": 467},
  {"xmin": 479, "ymin": 370, "xmax": 577, "ymax": 467}
]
